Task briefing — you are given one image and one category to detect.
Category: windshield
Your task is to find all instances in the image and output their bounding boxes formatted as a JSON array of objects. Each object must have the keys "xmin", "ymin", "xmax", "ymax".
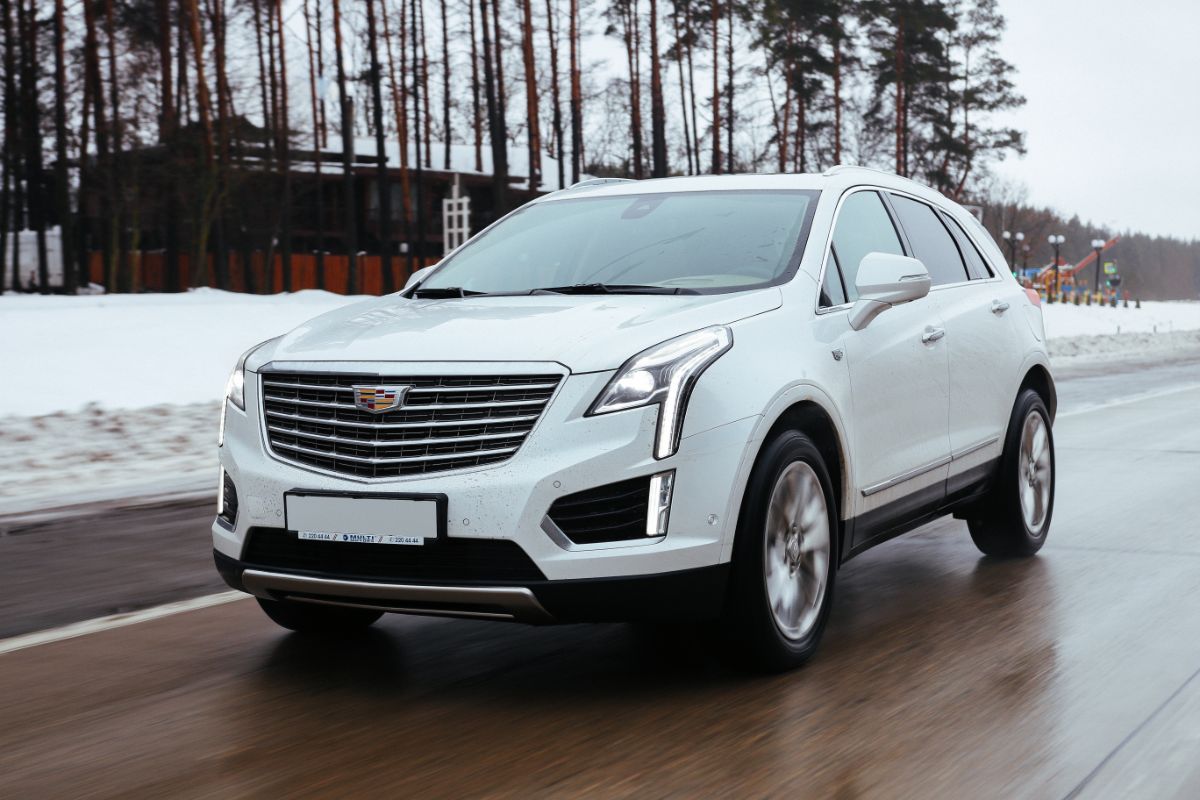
[{"xmin": 419, "ymin": 190, "xmax": 819, "ymax": 295}]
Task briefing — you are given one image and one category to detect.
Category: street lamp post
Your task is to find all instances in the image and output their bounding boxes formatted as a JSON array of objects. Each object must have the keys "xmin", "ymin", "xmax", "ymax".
[
  {"xmin": 1091, "ymin": 238, "xmax": 1106, "ymax": 295},
  {"xmin": 1001, "ymin": 230, "xmax": 1025, "ymax": 275},
  {"xmin": 1048, "ymin": 234, "xmax": 1065, "ymax": 302}
]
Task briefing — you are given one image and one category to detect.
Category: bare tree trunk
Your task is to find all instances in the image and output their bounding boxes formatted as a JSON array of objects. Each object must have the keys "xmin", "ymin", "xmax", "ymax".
[
  {"xmin": 568, "ymin": 0, "xmax": 581, "ymax": 182},
  {"xmin": 207, "ymin": 0, "xmax": 232, "ymax": 291},
  {"xmin": 366, "ymin": 0, "xmax": 394, "ymax": 292},
  {"xmin": 0, "ymin": 0, "xmax": 14, "ymax": 293},
  {"xmin": 52, "ymin": 0, "xmax": 74, "ymax": 293},
  {"xmin": 381, "ymin": 0, "xmax": 414, "ymax": 272},
  {"xmin": 469, "ymin": 0, "xmax": 483, "ymax": 172},
  {"xmin": 684, "ymin": 1, "xmax": 700, "ymax": 166},
  {"xmin": 103, "ymin": 0, "xmax": 129, "ymax": 291},
  {"xmin": 671, "ymin": 0, "xmax": 693, "ymax": 175},
  {"xmin": 894, "ymin": 19, "xmax": 906, "ymax": 177},
  {"xmin": 331, "ymin": 0, "xmax": 358, "ymax": 291},
  {"xmin": 303, "ymin": 0, "xmax": 325, "ymax": 287},
  {"xmin": 18, "ymin": 0, "xmax": 47, "ymax": 293},
  {"xmin": 724, "ymin": 0, "xmax": 733, "ymax": 173},
  {"xmin": 623, "ymin": 1, "xmax": 644, "ymax": 179},
  {"xmin": 83, "ymin": 0, "xmax": 114, "ymax": 292},
  {"xmin": 545, "ymin": 0, "xmax": 565, "ymax": 188},
  {"xmin": 441, "ymin": 0, "xmax": 452, "ymax": 170},
  {"xmin": 411, "ymin": 0, "xmax": 428, "ymax": 255},
  {"xmin": 419, "ymin": 0, "xmax": 433, "ymax": 168},
  {"xmin": 649, "ymin": 0, "xmax": 667, "ymax": 177},
  {"xmin": 491, "ymin": 0, "xmax": 507, "ymax": 157},
  {"xmin": 156, "ymin": 0, "xmax": 180, "ymax": 292},
  {"xmin": 710, "ymin": 0, "xmax": 720, "ymax": 173},
  {"xmin": 520, "ymin": 0, "xmax": 541, "ymax": 188},
  {"xmin": 831, "ymin": 20, "xmax": 842, "ymax": 165},
  {"xmin": 274, "ymin": 0, "xmax": 292, "ymax": 291},
  {"xmin": 479, "ymin": 0, "xmax": 508, "ymax": 214},
  {"xmin": 182, "ymin": 0, "xmax": 217, "ymax": 287},
  {"xmin": 252, "ymin": 0, "xmax": 272, "ymax": 165}
]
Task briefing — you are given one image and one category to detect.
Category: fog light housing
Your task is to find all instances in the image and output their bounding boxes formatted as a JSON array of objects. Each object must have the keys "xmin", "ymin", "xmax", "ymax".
[{"xmin": 217, "ymin": 468, "xmax": 239, "ymax": 528}]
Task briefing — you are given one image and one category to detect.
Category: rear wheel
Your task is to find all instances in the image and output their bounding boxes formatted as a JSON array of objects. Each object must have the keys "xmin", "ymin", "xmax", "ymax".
[
  {"xmin": 967, "ymin": 389, "xmax": 1055, "ymax": 557},
  {"xmin": 725, "ymin": 431, "xmax": 837, "ymax": 672},
  {"xmin": 257, "ymin": 597, "xmax": 383, "ymax": 634}
]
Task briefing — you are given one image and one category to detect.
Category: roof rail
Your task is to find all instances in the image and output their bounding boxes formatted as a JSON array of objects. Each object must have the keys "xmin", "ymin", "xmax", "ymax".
[{"xmin": 566, "ymin": 177, "xmax": 637, "ymax": 190}]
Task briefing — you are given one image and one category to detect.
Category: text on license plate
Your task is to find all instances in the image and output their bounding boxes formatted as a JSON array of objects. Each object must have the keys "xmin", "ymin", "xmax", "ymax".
[{"xmin": 297, "ymin": 531, "xmax": 424, "ymax": 546}]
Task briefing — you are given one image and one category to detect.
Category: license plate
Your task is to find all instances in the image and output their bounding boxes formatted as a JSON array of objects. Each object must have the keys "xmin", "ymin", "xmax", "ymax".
[{"xmin": 285, "ymin": 493, "xmax": 440, "ymax": 546}]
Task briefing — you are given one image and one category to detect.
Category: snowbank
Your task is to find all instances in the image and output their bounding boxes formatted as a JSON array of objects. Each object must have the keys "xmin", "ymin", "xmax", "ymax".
[
  {"xmin": 0, "ymin": 289, "xmax": 365, "ymax": 416},
  {"xmin": 1042, "ymin": 300, "xmax": 1200, "ymax": 339}
]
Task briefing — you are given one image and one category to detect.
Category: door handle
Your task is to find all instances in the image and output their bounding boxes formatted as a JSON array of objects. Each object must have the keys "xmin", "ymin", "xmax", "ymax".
[
  {"xmin": 991, "ymin": 299, "xmax": 1010, "ymax": 314},
  {"xmin": 921, "ymin": 326, "xmax": 946, "ymax": 344}
]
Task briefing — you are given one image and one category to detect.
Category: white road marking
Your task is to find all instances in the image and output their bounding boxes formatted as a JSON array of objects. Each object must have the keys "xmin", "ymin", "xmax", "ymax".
[
  {"xmin": 1059, "ymin": 383, "xmax": 1200, "ymax": 419},
  {"xmin": 0, "ymin": 591, "xmax": 249, "ymax": 657}
]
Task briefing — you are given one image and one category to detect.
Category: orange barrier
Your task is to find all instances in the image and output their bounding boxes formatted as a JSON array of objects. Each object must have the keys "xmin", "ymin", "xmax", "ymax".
[{"xmin": 86, "ymin": 252, "xmax": 438, "ymax": 295}]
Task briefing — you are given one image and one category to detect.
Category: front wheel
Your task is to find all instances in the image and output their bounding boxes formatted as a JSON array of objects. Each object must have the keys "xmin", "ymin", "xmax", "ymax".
[
  {"xmin": 968, "ymin": 389, "xmax": 1055, "ymax": 557},
  {"xmin": 725, "ymin": 431, "xmax": 837, "ymax": 672},
  {"xmin": 257, "ymin": 597, "xmax": 383, "ymax": 635}
]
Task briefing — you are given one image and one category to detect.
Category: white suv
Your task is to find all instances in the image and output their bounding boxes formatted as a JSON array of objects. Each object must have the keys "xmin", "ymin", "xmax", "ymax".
[{"xmin": 213, "ymin": 168, "xmax": 1055, "ymax": 670}]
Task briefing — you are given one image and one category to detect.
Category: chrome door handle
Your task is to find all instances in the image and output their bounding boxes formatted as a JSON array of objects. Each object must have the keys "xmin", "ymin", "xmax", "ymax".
[
  {"xmin": 921, "ymin": 327, "xmax": 946, "ymax": 344},
  {"xmin": 991, "ymin": 299, "xmax": 1010, "ymax": 314}
]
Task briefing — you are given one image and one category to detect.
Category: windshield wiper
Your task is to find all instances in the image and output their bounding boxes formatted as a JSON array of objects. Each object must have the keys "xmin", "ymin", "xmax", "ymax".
[
  {"xmin": 411, "ymin": 286, "xmax": 489, "ymax": 299},
  {"xmin": 531, "ymin": 283, "xmax": 699, "ymax": 296}
]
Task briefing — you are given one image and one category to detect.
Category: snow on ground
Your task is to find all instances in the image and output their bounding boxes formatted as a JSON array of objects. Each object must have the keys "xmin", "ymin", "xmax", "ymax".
[
  {"xmin": 2, "ymin": 291, "xmax": 1199, "ymax": 515},
  {"xmin": 0, "ymin": 288, "xmax": 364, "ymax": 416},
  {"xmin": 1041, "ymin": 300, "xmax": 1200, "ymax": 339}
]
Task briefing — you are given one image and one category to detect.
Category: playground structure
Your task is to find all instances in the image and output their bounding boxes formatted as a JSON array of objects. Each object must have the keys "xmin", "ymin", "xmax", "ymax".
[{"xmin": 1016, "ymin": 237, "xmax": 1125, "ymax": 304}]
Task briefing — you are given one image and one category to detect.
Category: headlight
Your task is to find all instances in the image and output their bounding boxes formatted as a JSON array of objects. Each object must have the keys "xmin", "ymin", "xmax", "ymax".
[
  {"xmin": 220, "ymin": 336, "xmax": 281, "ymax": 446},
  {"xmin": 589, "ymin": 326, "xmax": 733, "ymax": 459}
]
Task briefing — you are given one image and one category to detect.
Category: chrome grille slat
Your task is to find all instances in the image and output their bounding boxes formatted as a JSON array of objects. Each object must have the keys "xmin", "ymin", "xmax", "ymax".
[
  {"xmin": 272, "ymin": 440, "xmax": 520, "ymax": 465},
  {"xmin": 261, "ymin": 371, "xmax": 561, "ymax": 479},
  {"xmin": 267, "ymin": 424, "xmax": 530, "ymax": 449},
  {"xmin": 264, "ymin": 409, "xmax": 542, "ymax": 430}
]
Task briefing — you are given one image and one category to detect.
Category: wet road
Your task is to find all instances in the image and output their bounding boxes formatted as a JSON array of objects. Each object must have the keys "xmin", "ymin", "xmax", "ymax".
[{"xmin": 2, "ymin": 358, "xmax": 1200, "ymax": 798}]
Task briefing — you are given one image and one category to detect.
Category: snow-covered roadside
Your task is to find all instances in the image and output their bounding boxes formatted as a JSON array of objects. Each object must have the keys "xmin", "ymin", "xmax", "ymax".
[
  {"xmin": 0, "ymin": 289, "xmax": 365, "ymax": 416},
  {"xmin": 0, "ymin": 402, "xmax": 219, "ymax": 517}
]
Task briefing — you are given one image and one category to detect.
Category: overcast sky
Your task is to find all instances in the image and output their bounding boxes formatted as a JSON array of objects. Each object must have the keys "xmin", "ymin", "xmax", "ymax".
[{"xmin": 994, "ymin": 0, "xmax": 1200, "ymax": 240}]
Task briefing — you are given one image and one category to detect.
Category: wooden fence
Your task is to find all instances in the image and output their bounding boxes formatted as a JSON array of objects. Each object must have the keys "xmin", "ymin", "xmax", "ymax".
[{"xmin": 86, "ymin": 252, "xmax": 440, "ymax": 295}]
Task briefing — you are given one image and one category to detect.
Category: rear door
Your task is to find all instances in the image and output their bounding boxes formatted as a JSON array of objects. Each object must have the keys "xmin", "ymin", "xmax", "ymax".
[
  {"xmin": 821, "ymin": 190, "xmax": 951, "ymax": 528},
  {"xmin": 887, "ymin": 194, "xmax": 1024, "ymax": 490}
]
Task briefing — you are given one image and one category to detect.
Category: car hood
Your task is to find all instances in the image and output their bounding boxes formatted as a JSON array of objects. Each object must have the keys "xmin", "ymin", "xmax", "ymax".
[{"xmin": 252, "ymin": 288, "xmax": 781, "ymax": 373}]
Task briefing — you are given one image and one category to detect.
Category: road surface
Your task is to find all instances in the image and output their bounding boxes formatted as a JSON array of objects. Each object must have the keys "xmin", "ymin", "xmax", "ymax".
[{"xmin": 2, "ymin": 356, "xmax": 1200, "ymax": 798}]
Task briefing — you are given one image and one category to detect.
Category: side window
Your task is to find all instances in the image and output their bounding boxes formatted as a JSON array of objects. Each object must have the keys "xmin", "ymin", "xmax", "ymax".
[
  {"xmin": 888, "ymin": 194, "xmax": 970, "ymax": 286},
  {"xmin": 830, "ymin": 191, "xmax": 905, "ymax": 301},
  {"xmin": 820, "ymin": 250, "xmax": 848, "ymax": 307},
  {"xmin": 939, "ymin": 210, "xmax": 994, "ymax": 280}
]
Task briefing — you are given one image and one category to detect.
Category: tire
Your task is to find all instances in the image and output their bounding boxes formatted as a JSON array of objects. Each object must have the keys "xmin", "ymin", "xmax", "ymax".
[
  {"xmin": 724, "ymin": 430, "xmax": 838, "ymax": 672},
  {"xmin": 967, "ymin": 389, "xmax": 1055, "ymax": 557},
  {"xmin": 256, "ymin": 597, "xmax": 383, "ymax": 635}
]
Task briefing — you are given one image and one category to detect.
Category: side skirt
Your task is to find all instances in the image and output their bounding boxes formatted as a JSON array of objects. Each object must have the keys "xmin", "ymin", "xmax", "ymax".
[{"xmin": 839, "ymin": 457, "xmax": 999, "ymax": 564}]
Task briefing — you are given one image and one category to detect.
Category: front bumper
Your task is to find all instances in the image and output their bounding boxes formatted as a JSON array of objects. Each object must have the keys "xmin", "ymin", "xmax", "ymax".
[
  {"xmin": 216, "ymin": 550, "xmax": 729, "ymax": 623},
  {"xmin": 214, "ymin": 363, "xmax": 756, "ymax": 596}
]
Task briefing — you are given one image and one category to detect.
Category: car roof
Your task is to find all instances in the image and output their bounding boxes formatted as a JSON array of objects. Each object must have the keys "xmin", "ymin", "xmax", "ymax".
[{"xmin": 536, "ymin": 167, "xmax": 953, "ymax": 209}]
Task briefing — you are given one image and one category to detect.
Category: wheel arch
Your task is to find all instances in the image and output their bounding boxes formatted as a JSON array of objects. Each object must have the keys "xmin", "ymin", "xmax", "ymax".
[
  {"xmin": 721, "ymin": 385, "xmax": 853, "ymax": 565},
  {"xmin": 1018, "ymin": 362, "xmax": 1057, "ymax": 421}
]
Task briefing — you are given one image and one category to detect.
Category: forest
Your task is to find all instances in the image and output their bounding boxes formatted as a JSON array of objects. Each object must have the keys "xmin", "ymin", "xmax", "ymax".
[{"xmin": 0, "ymin": 0, "xmax": 1194, "ymax": 299}]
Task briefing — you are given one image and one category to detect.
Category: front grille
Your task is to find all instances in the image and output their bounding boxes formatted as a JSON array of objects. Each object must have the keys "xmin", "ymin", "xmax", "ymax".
[
  {"xmin": 261, "ymin": 370, "xmax": 561, "ymax": 479},
  {"xmin": 241, "ymin": 528, "xmax": 547, "ymax": 583},
  {"xmin": 547, "ymin": 476, "xmax": 651, "ymax": 545}
]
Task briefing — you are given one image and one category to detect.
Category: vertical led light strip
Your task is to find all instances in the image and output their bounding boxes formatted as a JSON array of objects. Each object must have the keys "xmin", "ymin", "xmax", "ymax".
[{"xmin": 646, "ymin": 470, "xmax": 676, "ymax": 537}]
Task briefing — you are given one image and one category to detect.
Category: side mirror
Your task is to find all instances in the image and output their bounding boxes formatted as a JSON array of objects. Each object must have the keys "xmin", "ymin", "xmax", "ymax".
[
  {"xmin": 403, "ymin": 265, "xmax": 436, "ymax": 293},
  {"xmin": 848, "ymin": 253, "xmax": 931, "ymax": 330}
]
